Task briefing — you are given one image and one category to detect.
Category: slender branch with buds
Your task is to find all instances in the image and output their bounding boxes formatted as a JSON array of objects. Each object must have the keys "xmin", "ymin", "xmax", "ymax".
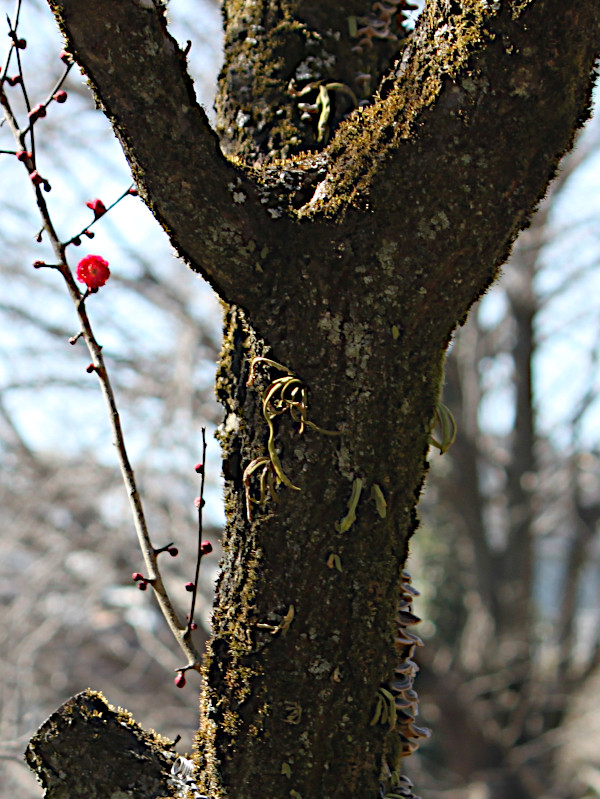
[{"xmin": 1, "ymin": 4, "xmax": 211, "ymax": 682}]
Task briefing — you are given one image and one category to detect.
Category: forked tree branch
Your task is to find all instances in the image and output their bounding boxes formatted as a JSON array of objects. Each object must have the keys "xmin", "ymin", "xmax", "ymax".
[{"xmin": 46, "ymin": 0, "xmax": 599, "ymax": 342}]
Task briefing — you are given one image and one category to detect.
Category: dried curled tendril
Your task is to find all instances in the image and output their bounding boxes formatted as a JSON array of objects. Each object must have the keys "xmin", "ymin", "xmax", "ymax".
[
  {"xmin": 429, "ymin": 401, "xmax": 457, "ymax": 454},
  {"xmin": 243, "ymin": 357, "xmax": 339, "ymax": 519},
  {"xmin": 289, "ymin": 80, "xmax": 357, "ymax": 143}
]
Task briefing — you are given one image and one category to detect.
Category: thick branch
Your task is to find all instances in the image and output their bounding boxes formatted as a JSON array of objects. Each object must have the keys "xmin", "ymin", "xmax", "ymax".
[
  {"xmin": 25, "ymin": 690, "xmax": 175, "ymax": 799},
  {"xmin": 301, "ymin": 0, "xmax": 600, "ymax": 324},
  {"xmin": 46, "ymin": 0, "xmax": 281, "ymax": 307}
]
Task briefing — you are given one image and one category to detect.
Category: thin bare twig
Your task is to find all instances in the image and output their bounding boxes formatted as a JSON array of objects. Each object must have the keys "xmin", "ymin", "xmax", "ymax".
[{"xmin": 1, "ymin": 21, "xmax": 206, "ymax": 675}]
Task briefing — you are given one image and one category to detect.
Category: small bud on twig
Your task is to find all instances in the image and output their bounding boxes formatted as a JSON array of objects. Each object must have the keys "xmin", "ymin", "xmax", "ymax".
[
  {"xmin": 131, "ymin": 572, "xmax": 151, "ymax": 591},
  {"xmin": 86, "ymin": 198, "xmax": 107, "ymax": 219},
  {"xmin": 174, "ymin": 672, "xmax": 186, "ymax": 688},
  {"xmin": 28, "ymin": 104, "xmax": 47, "ymax": 122}
]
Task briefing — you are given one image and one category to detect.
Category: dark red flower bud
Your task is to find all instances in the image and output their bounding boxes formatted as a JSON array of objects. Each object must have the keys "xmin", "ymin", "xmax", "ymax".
[
  {"xmin": 138, "ymin": 581, "xmax": 148, "ymax": 591},
  {"xmin": 132, "ymin": 572, "xmax": 144, "ymax": 581},
  {"xmin": 42, "ymin": 180, "xmax": 51, "ymax": 192},
  {"xmin": 190, "ymin": 622, "xmax": 198, "ymax": 630},
  {"xmin": 54, "ymin": 90, "xmax": 68, "ymax": 103},
  {"xmin": 200, "ymin": 541, "xmax": 213, "ymax": 555},
  {"xmin": 72, "ymin": 236, "xmax": 82, "ymax": 246},
  {"xmin": 16, "ymin": 38, "xmax": 26, "ymax": 49},
  {"xmin": 84, "ymin": 229, "xmax": 95, "ymax": 238},
  {"xmin": 33, "ymin": 260, "xmax": 45, "ymax": 268},
  {"xmin": 59, "ymin": 50, "xmax": 72, "ymax": 63},
  {"xmin": 193, "ymin": 497, "xmax": 205, "ymax": 509},
  {"xmin": 194, "ymin": 462, "xmax": 204, "ymax": 474},
  {"xmin": 28, "ymin": 104, "xmax": 46, "ymax": 121},
  {"xmin": 30, "ymin": 171, "xmax": 43, "ymax": 185},
  {"xmin": 127, "ymin": 187, "xmax": 138, "ymax": 196},
  {"xmin": 86, "ymin": 198, "xmax": 106, "ymax": 219},
  {"xmin": 86, "ymin": 363, "xmax": 96, "ymax": 373},
  {"xmin": 168, "ymin": 547, "xmax": 179, "ymax": 557},
  {"xmin": 6, "ymin": 75, "xmax": 22, "ymax": 86},
  {"xmin": 16, "ymin": 150, "xmax": 32, "ymax": 162},
  {"xmin": 185, "ymin": 582, "xmax": 195, "ymax": 592},
  {"xmin": 174, "ymin": 672, "xmax": 186, "ymax": 688}
]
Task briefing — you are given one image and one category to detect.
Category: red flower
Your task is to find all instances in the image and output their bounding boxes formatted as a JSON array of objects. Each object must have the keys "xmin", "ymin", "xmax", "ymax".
[
  {"xmin": 86, "ymin": 198, "xmax": 106, "ymax": 218},
  {"xmin": 76, "ymin": 255, "xmax": 110, "ymax": 289}
]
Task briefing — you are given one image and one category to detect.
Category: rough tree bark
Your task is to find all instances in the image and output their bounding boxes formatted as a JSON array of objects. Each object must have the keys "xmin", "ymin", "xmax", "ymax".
[{"xmin": 31, "ymin": 1, "xmax": 600, "ymax": 798}]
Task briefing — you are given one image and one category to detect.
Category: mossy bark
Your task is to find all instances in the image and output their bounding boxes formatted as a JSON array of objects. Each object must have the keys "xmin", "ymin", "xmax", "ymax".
[
  {"xmin": 25, "ymin": 690, "xmax": 176, "ymax": 799},
  {"xmin": 40, "ymin": 1, "xmax": 600, "ymax": 798}
]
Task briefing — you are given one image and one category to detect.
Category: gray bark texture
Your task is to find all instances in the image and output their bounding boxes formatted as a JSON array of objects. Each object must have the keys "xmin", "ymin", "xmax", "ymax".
[
  {"xmin": 25, "ymin": 690, "xmax": 176, "ymax": 799},
  {"xmin": 33, "ymin": 1, "xmax": 600, "ymax": 798}
]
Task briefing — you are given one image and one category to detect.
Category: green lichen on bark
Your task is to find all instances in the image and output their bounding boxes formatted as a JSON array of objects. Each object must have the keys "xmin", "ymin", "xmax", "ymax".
[
  {"xmin": 25, "ymin": 690, "xmax": 177, "ymax": 799},
  {"xmin": 215, "ymin": 0, "xmax": 411, "ymax": 162}
]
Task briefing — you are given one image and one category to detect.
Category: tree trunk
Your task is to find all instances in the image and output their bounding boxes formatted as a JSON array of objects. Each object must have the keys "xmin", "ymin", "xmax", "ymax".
[{"xmin": 37, "ymin": 1, "xmax": 600, "ymax": 797}]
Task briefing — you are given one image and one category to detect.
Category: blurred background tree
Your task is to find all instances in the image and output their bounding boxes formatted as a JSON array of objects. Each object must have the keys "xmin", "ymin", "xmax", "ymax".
[
  {"xmin": 1, "ymin": 2, "xmax": 600, "ymax": 798},
  {"xmin": 406, "ymin": 117, "xmax": 600, "ymax": 799}
]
